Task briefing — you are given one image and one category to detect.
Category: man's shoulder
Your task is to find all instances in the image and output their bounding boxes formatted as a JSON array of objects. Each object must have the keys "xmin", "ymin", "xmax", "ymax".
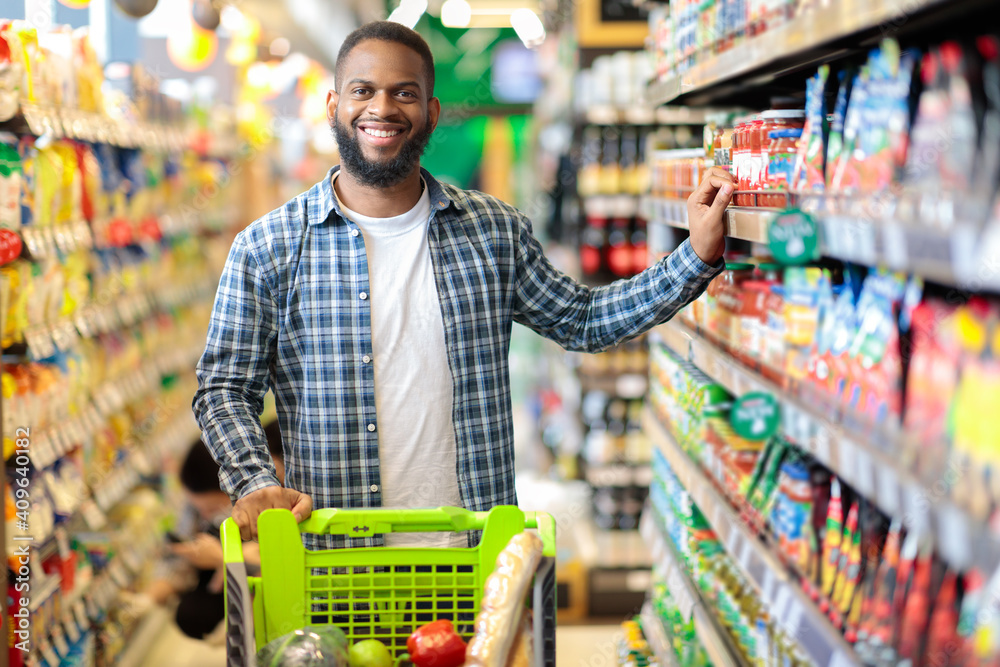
[
  {"xmin": 439, "ymin": 183, "xmax": 524, "ymax": 223},
  {"xmin": 239, "ymin": 179, "xmax": 328, "ymax": 246}
]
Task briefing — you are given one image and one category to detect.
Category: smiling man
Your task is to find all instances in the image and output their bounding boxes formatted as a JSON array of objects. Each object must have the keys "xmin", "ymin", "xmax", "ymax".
[{"xmin": 194, "ymin": 21, "xmax": 735, "ymax": 549}]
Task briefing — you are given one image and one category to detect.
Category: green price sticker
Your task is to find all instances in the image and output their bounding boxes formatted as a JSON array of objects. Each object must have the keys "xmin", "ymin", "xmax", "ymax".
[
  {"xmin": 731, "ymin": 392, "xmax": 781, "ymax": 441},
  {"xmin": 768, "ymin": 209, "xmax": 818, "ymax": 265}
]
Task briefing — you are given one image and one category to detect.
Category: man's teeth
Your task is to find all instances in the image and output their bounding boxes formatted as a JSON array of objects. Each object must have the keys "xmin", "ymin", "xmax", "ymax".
[{"xmin": 363, "ymin": 128, "xmax": 400, "ymax": 138}]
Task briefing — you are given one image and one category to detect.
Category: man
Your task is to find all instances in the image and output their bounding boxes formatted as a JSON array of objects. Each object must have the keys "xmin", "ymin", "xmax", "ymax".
[{"xmin": 193, "ymin": 21, "xmax": 735, "ymax": 549}]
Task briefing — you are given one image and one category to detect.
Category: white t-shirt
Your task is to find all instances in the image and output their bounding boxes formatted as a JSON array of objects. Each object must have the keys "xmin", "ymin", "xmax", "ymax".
[{"xmin": 335, "ymin": 179, "xmax": 466, "ymax": 548}]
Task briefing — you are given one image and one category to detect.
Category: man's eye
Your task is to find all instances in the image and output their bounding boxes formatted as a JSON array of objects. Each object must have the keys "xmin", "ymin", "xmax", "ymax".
[
  {"xmin": 353, "ymin": 88, "xmax": 370, "ymax": 95},
  {"xmin": 398, "ymin": 91, "xmax": 415, "ymax": 98}
]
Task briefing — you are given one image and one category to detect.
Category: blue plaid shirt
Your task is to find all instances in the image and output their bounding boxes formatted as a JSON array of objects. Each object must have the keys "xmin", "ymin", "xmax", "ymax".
[{"xmin": 193, "ymin": 166, "xmax": 721, "ymax": 548}]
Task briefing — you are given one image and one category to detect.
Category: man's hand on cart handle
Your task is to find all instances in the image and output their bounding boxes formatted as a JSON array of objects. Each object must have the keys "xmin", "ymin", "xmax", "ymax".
[{"xmin": 232, "ymin": 486, "xmax": 314, "ymax": 541}]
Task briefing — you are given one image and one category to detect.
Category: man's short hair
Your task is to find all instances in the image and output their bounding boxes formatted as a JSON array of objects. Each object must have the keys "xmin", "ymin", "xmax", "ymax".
[{"xmin": 335, "ymin": 21, "xmax": 435, "ymax": 97}]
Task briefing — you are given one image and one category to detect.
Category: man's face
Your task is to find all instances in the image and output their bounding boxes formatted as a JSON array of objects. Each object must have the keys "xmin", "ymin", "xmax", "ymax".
[{"xmin": 327, "ymin": 39, "xmax": 440, "ymax": 188}]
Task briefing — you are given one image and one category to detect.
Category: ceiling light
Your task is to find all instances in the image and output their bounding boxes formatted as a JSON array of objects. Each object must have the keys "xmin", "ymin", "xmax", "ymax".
[
  {"xmin": 440, "ymin": 0, "xmax": 471, "ymax": 28},
  {"xmin": 219, "ymin": 5, "xmax": 245, "ymax": 32},
  {"xmin": 510, "ymin": 8, "xmax": 544, "ymax": 47},
  {"xmin": 388, "ymin": 0, "xmax": 427, "ymax": 28}
]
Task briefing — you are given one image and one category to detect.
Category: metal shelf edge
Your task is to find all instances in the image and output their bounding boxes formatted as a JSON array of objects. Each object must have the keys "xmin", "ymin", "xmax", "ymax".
[{"xmin": 646, "ymin": 0, "xmax": 953, "ymax": 105}]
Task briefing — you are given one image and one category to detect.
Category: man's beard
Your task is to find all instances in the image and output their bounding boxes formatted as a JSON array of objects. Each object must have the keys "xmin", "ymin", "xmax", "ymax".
[{"xmin": 332, "ymin": 114, "xmax": 433, "ymax": 188}]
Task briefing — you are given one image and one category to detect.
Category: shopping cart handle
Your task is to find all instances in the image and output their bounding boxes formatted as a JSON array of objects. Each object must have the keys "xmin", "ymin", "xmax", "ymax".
[
  {"xmin": 292, "ymin": 506, "xmax": 555, "ymax": 556},
  {"xmin": 221, "ymin": 517, "xmax": 245, "ymax": 564},
  {"xmin": 297, "ymin": 506, "xmax": 485, "ymax": 536}
]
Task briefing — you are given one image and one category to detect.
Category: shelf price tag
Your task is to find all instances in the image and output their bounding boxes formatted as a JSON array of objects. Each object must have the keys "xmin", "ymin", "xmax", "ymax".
[
  {"xmin": 64, "ymin": 613, "xmax": 81, "ymax": 643},
  {"xmin": 838, "ymin": 438, "xmax": 857, "ymax": 489},
  {"xmin": 738, "ymin": 536, "xmax": 754, "ymax": 570},
  {"xmin": 938, "ymin": 503, "xmax": 973, "ymax": 571},
  {"xmin": 883, "ymin": 223, "xmax": 908, "ymax": 269},
  {"xmin": 74, "ymin": 601, "xmax": 90, "ymax": 629},
  {"xmin": 761, "ymin": 567, "xmax": 778, "ymax": 605},
  {"xmin": 772, "ymin": 585, "xmax": 792, "ymax": 626},
  {"xmin": 813, "ymin": 425, "xmax": 833, "ymax": 463},
  {"xmin": 854, "ymin": 446, "xmax": 876, "ymax": 497},
  {"xmin": 877, "ymin": 466, "xmax": 901, "ymax": 515}
]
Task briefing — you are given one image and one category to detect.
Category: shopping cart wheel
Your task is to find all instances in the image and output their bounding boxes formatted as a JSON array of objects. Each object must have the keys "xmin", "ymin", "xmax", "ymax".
[
  {"xmin": 532, "ymin": 557, "xmax": 556, "ymax": 667},
  {"xmin": 225, "ymin": 560, "xmax": 258, "ymax": 667}
]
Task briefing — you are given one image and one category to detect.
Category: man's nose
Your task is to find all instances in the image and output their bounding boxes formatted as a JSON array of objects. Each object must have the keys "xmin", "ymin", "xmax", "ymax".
[{"xmin": 366, "ymin": 90, "xmax": 399, "ymax": 119}]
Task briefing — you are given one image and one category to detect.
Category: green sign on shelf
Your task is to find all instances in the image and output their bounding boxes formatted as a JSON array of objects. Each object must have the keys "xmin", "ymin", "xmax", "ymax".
[
  {"xmin": 731, "ymin": 392, "xmax": 781, "ymax": 441},
  {"xmin": 768, "ymin": 209, "xmax": 818, "ymax": 265}
]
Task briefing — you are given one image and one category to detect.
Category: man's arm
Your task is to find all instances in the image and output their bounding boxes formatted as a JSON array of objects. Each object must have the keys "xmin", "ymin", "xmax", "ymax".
[
  {"xmin": 512, "ymin": 168, "xmax": 734, "ymax": 352},
  {"xmin": 193, "ymin": 234, "xmax": 311, "ymax": 540}
]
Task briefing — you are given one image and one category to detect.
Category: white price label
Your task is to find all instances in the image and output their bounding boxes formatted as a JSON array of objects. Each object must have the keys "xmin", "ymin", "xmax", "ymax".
[
  {"xmin": 855, "ymin": 222, "xmax": 878, "ymax": 266},
  {"xmin": 772, "ymin": 585, "xmax": 792, "ymax": 625},
  {"xmin": 81, "ymin": 500, "xmax": 107, "ymax": 530},
  {"xmin": 783, "ymin": 599, "xmax": 804, "ymax": 637},
  {"xmin": 761, "ymin": 567, "xmax": 778, "ymax": 605},
  {"xmin": 877, "ymin": 466, "xmax": 901, "ymax": 515},
  {"xmin": 74, "ymin": 601, "xmax": 90, "ymax": 629},
  {"xmin": 712, "ymin": 503, "xmax": 725, "ymax": 530},
  {"xmin": 854, "ymin": 447, "xmax": 876, "ymax": 497},
  {"xmin": 813, "ymin": 425, "xmax": 832, "ymax": 463},
  {"xmin": 903, "ymin": 485, "xmax": 930, "ymax": 533},
  {"xmin": 726, "ymin": 525, "xmax": 742, "ymax": 556},
  {"xmin": 883, "ymin": 223, "xmax": 908, "ymax": 270},
  {"xmin": 938, "ymin": 503, "xmax": 973, "ymax": 570},
  {"xmin": 952, "ymin": 225, "xmax": 979, "ymax": 285},
  {"xmin": 739, "ymin": 536, "xmax": 754, "ymax": 571},
  {"xmin": 838, "ymin": 438, "xmax": 857, "ymax": 488},
  {"xmin": 65, "ymin": 614, "xmax": 81, "ymax": 643},
  {"xmin": 829, "ymin": 651, "xmax": 854, "ymax": 667}
]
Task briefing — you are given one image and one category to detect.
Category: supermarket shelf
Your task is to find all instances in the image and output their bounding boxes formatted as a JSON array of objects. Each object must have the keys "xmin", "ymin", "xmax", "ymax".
[
  {"xmin": 645, "ymin": 195, "xmax": 1000, "ymax": 290},
  {"xmin": 639, "ymin": 602, "xmax": 681, "ymax": 667},
  {"xmin": 647, "ymin": 0, "xmax": 959, "ymax": 105},
  {"xmin": 642, "ymin": 407, "xmax": 862, "ymax": 667},
  {"xmin": 585, "ymin": 105, "xmax": 711, "ymax": 126},
  {"xmin": 1, "ymin": 106, "xmax": 186, "ymax": 152},
  {"xmin": 652, "ymin": 319, "xmax": 1000, "ymax": 573},
  {"xmin": 639, "ymin": 510, "xmax": 742, "ymax": 667},
  {"xmin": 577, "ymin": 370, "xmax": 648, "ymax": 398}
]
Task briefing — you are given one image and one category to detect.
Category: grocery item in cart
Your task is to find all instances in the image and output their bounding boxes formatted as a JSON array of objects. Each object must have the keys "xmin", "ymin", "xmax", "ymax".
[{"xmin": 256, "ymin": 625, "xmax": 348, "ymax": 667}]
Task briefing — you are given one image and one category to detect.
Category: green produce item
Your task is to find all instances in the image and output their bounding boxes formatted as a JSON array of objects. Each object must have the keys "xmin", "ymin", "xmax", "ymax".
[
  {"xmin": 348, "ymin": 640, "xmax": 393, "ymax": 667},
  {"xmin": 257, "ymin": 625, "xmax": 349, "ymax": 667}
]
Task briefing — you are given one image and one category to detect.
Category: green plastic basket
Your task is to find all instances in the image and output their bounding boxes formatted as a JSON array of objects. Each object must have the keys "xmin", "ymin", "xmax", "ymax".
[{"xmin": 222, "ymin": 505, "xmax": 556, "ymax": 667}]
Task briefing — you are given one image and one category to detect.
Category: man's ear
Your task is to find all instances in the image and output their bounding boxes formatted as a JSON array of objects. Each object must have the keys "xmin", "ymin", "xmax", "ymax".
[
  {"xmin": 428, "ymin": 96, "xmax": 441, "ymax": 133},
  {"xmin": 326, "ymin": 89, "xmax": 339, "ymax": 122}
]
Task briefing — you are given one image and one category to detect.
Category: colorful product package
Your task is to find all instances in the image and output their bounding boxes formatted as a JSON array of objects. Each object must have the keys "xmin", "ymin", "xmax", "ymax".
[
  {"xmin": 829, "ymin": 67, "xmax": 869, "ymax": 194},
  {"xmin": 818, "ymin": 478, "xmax": 843, "ymax": 612},
  {"xmin": 783, "ymin": 266, "xmax": 833, "ymax": 384},
  {"xmin": 792, "ymin": 65, "xmax": 830, "ymax": 194},
  {"xmin": 824, "ymin": 68, "xmax": 857, "ymax": 192}
]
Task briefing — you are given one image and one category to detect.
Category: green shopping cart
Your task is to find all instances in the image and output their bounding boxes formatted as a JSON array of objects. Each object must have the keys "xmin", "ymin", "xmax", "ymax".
[{"xmin": 221, "ymin": 505, "xmax": 557, "ymax": 667}]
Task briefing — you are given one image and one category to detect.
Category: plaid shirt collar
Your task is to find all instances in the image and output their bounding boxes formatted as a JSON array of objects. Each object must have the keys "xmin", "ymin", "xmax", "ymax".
[{"xmin": 311, "ymin": 166, "xmax": 461, "ymax": 226}]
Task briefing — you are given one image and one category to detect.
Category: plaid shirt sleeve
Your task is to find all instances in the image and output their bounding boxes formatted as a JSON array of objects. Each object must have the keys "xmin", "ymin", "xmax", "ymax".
[
  {"xmin": 193, "ymin": 231, "xmax": 282, "ymax": 502},
  {"xmin": 512, "ymin": 213, "xmax": 723, "ymax": 352}
]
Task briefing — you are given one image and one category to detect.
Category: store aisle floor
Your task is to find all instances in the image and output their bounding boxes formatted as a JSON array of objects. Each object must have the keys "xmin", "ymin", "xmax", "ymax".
[
  {"xmin": 141, "ymin": 620, "xmax": 620, "ymax": 666},
  {"xmin": 143, "ymin": 620, "xmax": 227, "ymax": 667}
]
